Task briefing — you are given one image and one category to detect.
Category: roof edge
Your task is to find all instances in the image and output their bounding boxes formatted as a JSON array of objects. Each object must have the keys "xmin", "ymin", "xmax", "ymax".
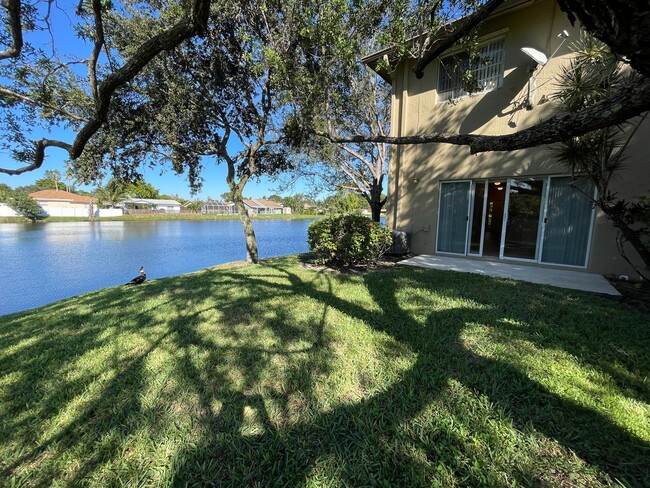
[{"xmin": 362, "ymin": 0, "xmax": 539, "ymax": 83}]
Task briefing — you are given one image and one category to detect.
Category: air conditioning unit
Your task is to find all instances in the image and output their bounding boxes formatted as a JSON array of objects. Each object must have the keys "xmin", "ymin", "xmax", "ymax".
[{"xmin": 388, "ymin": 229, "xmax": 409, "ymax": 255}]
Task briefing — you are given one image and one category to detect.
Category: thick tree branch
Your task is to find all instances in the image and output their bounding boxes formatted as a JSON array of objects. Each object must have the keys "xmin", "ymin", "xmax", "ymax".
[
  {"xmin": 0, "ymin": 86, "xmax": 88, "ymax": 122},
  {"xmin": 69, "ymin": 0, "xmax": 211, "ymax": 159},
  {"xmin": 0, "ymin": 0, "xmax": 22, "ymax": 60},
  {"xmin": 318, "ymin": 76, "xmax": 650, "ymax": 154},
  {"xmin": 89, "ymin": 0, "xmax": 106, "ymax": 100},
  {"xmin": 0, "ymin": 0, "xmax": 210, "ymax": 177},
  {"xmin": 556, "ymin": 0, "xmax": 650, "ymax": 78},
  {"xmin": 0, "ymin": 139, "xmax": 71, "ymax": 175},
  {"xmin": 340, "ymin": 144, "xmax": 374, "ymax": 174},
  {"xmin": 413, "ymin": 0, "xmax": 507, "ymax": 79}
]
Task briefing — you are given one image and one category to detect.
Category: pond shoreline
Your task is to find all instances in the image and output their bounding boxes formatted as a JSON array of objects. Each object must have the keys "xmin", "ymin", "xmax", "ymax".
[
  {"xmin": 0, "ymin": 219, "xmax": 317, "ymax": 315},
  {"xmin": 0, "ymin": 213, "xmax": 322, "ymax": 223}
]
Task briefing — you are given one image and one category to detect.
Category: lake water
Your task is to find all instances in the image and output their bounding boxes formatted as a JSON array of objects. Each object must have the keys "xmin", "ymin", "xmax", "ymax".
[{"xmin": 0, "ymin": 219, "xmax": 315, "ymax": 316}]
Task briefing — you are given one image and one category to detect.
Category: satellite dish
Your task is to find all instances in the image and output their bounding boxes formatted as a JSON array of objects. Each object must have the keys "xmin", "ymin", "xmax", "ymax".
[
  {"xmin": 520, "ymin": 47, "xmax": 548, "ymax": 110},
  {"xmin": 521, "ymin": 47, "xmax": 548, "ymax": 66}
]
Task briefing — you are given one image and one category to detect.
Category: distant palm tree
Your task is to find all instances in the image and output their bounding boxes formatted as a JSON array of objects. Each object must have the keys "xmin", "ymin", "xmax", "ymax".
[{"xmin": 94, "ymin": 180, "xmax": 127, "ymax": 208}]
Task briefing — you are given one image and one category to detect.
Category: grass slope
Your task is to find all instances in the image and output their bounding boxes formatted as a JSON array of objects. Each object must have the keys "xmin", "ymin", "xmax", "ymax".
[{"xmin": 0, "ymin": 255, "xmax": 648, "ymax": 487}]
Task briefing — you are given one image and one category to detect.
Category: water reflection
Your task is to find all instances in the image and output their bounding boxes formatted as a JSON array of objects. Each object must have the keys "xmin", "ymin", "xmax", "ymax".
[{"xmin": 0, "ymin": 219, "xmax": 314, "ymax": 315}]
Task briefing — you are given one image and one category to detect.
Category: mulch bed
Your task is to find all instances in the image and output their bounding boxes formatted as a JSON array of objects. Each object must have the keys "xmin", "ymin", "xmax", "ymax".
[
  {"xmin": 299, "ymin": 253, "xmax": 413, "ymax": 275},
  {"xmin": 607, "ymin": 279, "xmax": 650, "ymax": 313}
]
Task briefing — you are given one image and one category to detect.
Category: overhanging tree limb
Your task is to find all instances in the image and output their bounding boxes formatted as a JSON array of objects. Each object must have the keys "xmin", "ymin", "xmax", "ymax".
[
  {"xmin": 0, "ymin": 0, "xmax": 211, "ymax": 176},
  {"xmin": 0, "ymin": 87, "xmax": 89, "ymax": 122},
  {"xmin": 318, "ymin": 76, "xmax": 650, "ymax": 154},
  {"xmin": 1, "ymin": 139, "xmax": 71, "ymax": 175},
  {"xmin": 70, "ymin": 0, "xmax": 211, "ymax": 159},
  {"xmin": 0, "ymin": 0, "xmax": 22, "ymax": 60}
]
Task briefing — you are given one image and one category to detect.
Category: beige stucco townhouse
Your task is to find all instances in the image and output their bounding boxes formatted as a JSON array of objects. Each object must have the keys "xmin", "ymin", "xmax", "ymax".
[{"xmin": 365, "ymin": 0, "xmax": 650, "ymax": 280}]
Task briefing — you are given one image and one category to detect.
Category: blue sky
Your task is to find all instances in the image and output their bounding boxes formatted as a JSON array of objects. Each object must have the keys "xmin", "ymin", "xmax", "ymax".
[{"xmin": 0, "ymin": 0, "xmax": 311, "ymax": 201}]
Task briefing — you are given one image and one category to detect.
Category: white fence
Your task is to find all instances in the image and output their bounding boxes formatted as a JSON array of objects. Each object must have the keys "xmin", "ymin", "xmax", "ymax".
[
  {"xmin": 0, "ymin": 203, "xmax": 20, "ymax": 217},
  {"xmin": 41, "ymin": 206, "xmax": 89, "ymax": 217},
  {"xmin": 97, "ymin": 208, "xmax": 123, "ymax": 217},
  {"xmin": 1, "ymin": 203, "xmax": 124, "ymax": 218}
]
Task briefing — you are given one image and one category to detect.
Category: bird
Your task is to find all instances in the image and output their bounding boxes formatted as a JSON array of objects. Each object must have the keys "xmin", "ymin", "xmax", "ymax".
[{"xmin": 126, "ymin": 266, "xmax": 146, "ymax": 285}]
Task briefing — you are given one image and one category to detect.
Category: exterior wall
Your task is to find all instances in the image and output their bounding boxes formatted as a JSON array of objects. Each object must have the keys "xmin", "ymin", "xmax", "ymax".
[{"xmin": 387, "ymin": 0, "xmax": 650, "ymax": 279}]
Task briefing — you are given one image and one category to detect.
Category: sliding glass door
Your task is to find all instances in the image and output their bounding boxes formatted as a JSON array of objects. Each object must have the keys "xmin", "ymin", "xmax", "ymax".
[
  {"xmin": 540, "ymin": 177, "xmax": 595, "ymax": 267},
  {"xmin": 468, "ymin": 181, "xmax": 487, "ymax": 255},
  {"xmin": 437, "ymin": 181, "xmax": 471, "ymax": 254},
  {"xmin": 436, "ymin": 176, "xmax": 596, "ymax": 268},
  {"xmin": 502, "ymin": 178, "xmax": 545, "ymax": 260}
]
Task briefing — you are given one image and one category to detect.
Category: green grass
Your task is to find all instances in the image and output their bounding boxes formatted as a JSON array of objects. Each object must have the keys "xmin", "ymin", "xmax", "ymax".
[
  {"xmin": 1, "ymin": 255, "xmax": 648, "ymax": 487},
  {"xmin": 0, "ymin": 213, "xmax": 320, "ymax": 223}
]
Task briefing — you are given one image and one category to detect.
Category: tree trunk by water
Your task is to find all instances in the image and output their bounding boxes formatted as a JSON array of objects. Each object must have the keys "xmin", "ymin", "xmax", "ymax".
[{"xmin": 231, "ymin": 189, "xmax": 259, "ymax": 264}]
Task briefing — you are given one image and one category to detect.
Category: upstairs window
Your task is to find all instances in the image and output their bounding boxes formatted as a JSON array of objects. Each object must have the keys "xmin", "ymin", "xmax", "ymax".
[{"xmin": 437, "ymin": 37, "xmax": 506, "ymax": 102}]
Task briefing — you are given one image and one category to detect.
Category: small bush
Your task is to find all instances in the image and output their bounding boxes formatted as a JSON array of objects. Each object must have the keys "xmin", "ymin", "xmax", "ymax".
[{"xmin": 307, "ymin": 214, "xmax": 392, "ymax": 267}]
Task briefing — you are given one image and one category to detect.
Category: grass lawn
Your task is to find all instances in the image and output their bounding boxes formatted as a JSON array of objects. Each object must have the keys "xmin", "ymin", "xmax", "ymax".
[{"xmin": 0, "ymin": 255, "xmax": 648, "ymax": 486}]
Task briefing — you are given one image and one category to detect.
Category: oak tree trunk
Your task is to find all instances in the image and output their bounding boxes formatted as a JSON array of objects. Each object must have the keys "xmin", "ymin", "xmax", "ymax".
[{"xmin": 231, "ymin": 188, "xmax": 259, "ymax": 264}]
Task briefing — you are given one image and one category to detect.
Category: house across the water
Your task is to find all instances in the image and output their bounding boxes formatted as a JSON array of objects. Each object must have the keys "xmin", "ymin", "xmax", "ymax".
[
  {"xmin": 122, "ymin": 198, "xmax": 182, "ymax": 213},
  {"xmin": 29, "ymin": 190, "xmax": 96, "ymax": 218},
  {"xmin": 244, "ymin": 198, "xmax": 290, "ymax": 215}
]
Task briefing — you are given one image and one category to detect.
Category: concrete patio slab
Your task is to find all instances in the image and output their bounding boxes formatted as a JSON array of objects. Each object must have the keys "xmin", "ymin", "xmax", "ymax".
[{"xmin": 399, "ymin": 255, "xmax": 621, "ymax": 296}]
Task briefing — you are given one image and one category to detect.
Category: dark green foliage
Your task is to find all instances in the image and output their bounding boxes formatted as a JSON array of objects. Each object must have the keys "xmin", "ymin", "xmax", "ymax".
[
  {"xmin": 308, "ymin": 214, "xmax": 392, "ymax": 266},
  {"xmin": 553, "ymin": 33, "xmax": 650, "ymax": 276},
  {"xmin": 0, "ymin": 183, "xmax": 12, "ymax": 202},
  {"xmin": 6, "ymin": 191, "xmax": 45, "ymax": 221},
  {"xmin": 323, "ymin": 191, "xmax": 368, "ymax": 214}
]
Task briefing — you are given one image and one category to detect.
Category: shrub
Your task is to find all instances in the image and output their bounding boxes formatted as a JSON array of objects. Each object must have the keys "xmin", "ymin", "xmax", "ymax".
[
  {"xmin": 307, "ymin": 214, "xmax": 392, "ymax": 267},
  {"xmin": 7, "ymin": 191, "xmax": 45, "ymax": 222}
]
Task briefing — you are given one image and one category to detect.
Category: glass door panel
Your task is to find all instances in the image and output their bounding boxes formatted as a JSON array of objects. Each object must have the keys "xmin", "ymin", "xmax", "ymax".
[
  {"xmin": 468, "ymin": 181, "xmax": 486, "ymax": 255},
  {"xmin": 483, "ymin": 181, "xmax": 507, "ymax": 257},
  {"xmin": 541, "ymin": 177, "xmax": 595, "ymax": 267},
  {"xmin": 503, "ymin": 178, "xmax": 545, "ymax": 260},
  {"xmin": 437, "ymin": 181, "xmax": 471, "ymax": 254}
]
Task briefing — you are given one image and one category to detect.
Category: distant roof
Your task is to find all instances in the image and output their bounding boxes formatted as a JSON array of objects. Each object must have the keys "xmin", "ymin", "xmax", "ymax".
[
  {"xmin": 30, "ymin": 189, "xmax": 95, "ymax": 203},
  {"xmin": 203, "ymin": 201, "xmax": 234, "ymax": 206},
  {"xmin": 244, "ymin": 198, "xmax": 283, "ymax": 208},
  {"xmin": 123, "ymin": 198, "xmax": 181, "ymax": 206}
]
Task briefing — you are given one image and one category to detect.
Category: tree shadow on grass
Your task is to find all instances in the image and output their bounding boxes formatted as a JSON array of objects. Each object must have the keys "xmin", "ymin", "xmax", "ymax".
[
  {"xmin": 1, "ymin": 262, "xmax": 648, "ymax": 486},
  {"xmin": 169, "ymin": 265, "xmax": 649, "ymax": 486},
  {"xmin": 0, "ymin": 266, "xmax": 334, "ymax": 485}
]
